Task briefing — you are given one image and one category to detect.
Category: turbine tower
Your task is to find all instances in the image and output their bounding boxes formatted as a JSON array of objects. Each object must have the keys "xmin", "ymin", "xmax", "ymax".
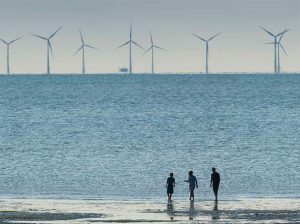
[
  {"xmin": 32, "ymin": 26, "xmax": 62, "ymax": 74},
  {"xmin": 117, "ymin": 23, "xmax": 144, "ymax": 74},
  {"xmin": 74, "ymin": 29, "xmax": 98, "ymax": 75},
  {"xmin": 144, "ymin": 31, "xmax": 166, "ymax": 74},
  {"xmin": 277, "ymin": 34, "xmax": 288, "ymax": 73},
  {"xmin": 266, "ymin": 37, "xmax": 288, "ymax": 73},
  {"xmin": 259, "ymin": 26, "xmax": 288, "ymax": 74},
  {"xmin": 0, "ymin": 36, "xmax": 22, "ymax": 74},
  {"xmin": 192, "ymin": 32, "xmax": 221, "ymax": 74}
]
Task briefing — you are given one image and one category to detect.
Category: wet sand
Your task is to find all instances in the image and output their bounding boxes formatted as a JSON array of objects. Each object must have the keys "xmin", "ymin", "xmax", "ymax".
[{"xmin": 0, "ymin": 198, "xmax": 299, "ymax": 223}]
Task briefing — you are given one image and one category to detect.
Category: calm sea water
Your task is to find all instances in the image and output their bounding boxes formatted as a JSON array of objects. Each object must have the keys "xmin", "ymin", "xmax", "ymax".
[{"xmin": 0, "ymin": 74, "xmax": 299, "ymax": 199}]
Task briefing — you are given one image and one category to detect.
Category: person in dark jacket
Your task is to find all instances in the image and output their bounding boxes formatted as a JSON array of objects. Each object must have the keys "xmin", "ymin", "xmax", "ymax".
[{"xmin": 210, "ymin": 167, "xmax": 220, "ymax": 201}]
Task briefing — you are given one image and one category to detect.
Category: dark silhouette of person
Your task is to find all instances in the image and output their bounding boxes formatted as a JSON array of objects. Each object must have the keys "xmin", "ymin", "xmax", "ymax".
[
  {"xmin": 210, "ymin": 167, "xmax": 220, "ymax": 201},
  {"xmin": 184, "ymin": 171, "xmax": 198, "ymax": 200},
  {"xmin": 166, "ymin": 173, "xmax": 175, "ymax": 201}
]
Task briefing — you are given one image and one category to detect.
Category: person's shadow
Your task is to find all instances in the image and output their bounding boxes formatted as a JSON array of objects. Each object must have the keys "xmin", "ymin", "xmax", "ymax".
[
  {"xmin": 188, "ymin": 200, "xmax": 195, "ymax": 220},
  {"xmin": 211, "ymin": 200, "xmax": 220, "ymax": 220},
  {"xmin": 166, "ymin": 200, "xmax": 175, "ymax": 220}
]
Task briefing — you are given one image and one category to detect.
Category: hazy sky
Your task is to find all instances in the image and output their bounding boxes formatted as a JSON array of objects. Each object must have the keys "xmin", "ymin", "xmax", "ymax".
[{"xmin": 0, "ymin": 0, "xmax": 299, "ymax": 74}]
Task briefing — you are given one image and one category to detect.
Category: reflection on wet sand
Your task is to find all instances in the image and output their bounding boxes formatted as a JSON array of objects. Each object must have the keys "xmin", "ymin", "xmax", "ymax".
[
  {"xmin": 166, "ymin": 200, "xmax": 175, "ymax": 220},
  {"xmin": 1, "ymin": 198, "xmax": 299, "ymax": 223},
  {"xmin": 188, "ymin": 200, "xmax": 195, "ymax": 220},
  {"xmin": 212, "ymin": 200, "xmax": 220, "ymax": 220}
]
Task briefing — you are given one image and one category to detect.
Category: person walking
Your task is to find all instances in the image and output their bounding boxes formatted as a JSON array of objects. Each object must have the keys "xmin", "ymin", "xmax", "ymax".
[
  {"xmin": 210, "ymin": 167, "xmax": 220, "ymax": 201},
  {"xmin": 166, "ymin": 173, "xmax": 175, "ymax": 201},
  {"xmin": 184, "ymin": 171, "xmax": 198, "ymax": 200}
]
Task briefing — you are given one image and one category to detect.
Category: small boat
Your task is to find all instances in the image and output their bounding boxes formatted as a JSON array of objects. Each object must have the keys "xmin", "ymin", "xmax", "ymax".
[{"xmin": 119, "ymin": 67, "xmax": 129, "ymax": 73}]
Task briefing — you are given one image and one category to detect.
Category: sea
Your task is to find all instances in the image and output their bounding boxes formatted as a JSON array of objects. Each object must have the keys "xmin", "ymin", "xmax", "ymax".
[{"xmin": 0, "ymin": 74, "xmax": 299, "ymax": 200}]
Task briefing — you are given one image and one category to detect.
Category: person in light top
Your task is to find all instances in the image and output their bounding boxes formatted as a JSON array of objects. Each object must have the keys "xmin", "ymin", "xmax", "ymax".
[{"xmin": 184, "ymin": 171, "xmax": 198, "ymax": 200}]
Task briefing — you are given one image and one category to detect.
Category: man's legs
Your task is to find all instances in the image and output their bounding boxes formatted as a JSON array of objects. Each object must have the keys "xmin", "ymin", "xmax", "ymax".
[
  {"xmin": 213, "ymin": 184, "xmax": 219, "ymax": 200},
  {"xmin": 190, "ymin": 186, "xmax": 195, "ymax": 200}
]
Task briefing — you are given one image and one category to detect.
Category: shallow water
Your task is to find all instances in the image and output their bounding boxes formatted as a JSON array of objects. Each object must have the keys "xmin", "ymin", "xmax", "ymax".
[{"xmin": 0, "ymin": 74, "xmax": 299, "ymax": 199}]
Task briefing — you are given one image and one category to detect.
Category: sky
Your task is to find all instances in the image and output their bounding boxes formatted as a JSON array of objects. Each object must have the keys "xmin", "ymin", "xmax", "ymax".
[{"xmin": 0, "ymin": 0, "xmax": 299, "ymax": 74}]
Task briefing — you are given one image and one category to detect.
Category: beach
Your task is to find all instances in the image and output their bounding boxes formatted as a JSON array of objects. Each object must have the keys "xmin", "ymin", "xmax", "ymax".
[{"xmin": 0, "ymin": 198, "xmax": 299, "ymax": 223}]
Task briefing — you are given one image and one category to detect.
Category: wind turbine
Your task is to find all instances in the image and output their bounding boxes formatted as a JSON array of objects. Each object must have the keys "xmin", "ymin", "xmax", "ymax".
[
  {"xmin": 117, "ymin": 23, "xmax": 144, "ymax": 74},
  {"xmin": 0, "ymin": 36, "xmax": 22, "ymax": 74},
  {"xmin": 32, "ymin": 26, "xmax": 62, "ymax": 74},
  {"xmin": 74, "ymin": 29, "xmax": 98, "ymax": 75},
  {"xmin": 144, "ymin": 31, "xmax": 166, "ymax": 74},
  {"xmin": 192, "ymin": 32, "xmax": 221, "ymax": 74},
  {"xmin": 259, "ymin": 26, "xmax": 288, "ymax": 74},
  {"xmin": 267, "ymin": 34, "xmax": 288, "ymax": 73}
]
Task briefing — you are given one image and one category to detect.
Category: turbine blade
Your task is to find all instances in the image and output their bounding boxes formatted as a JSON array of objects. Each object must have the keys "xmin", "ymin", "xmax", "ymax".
[
  {"xmin": 74, "ymin": 45, "xmax": 83, "ymax": 55},
  {"xmin": 280, "ymin": 43, "xmax": 288, "ymax": 56},
  {"xmin": 192, "ymin": 34, "xmax": 206, "ymax": 42},
  {"xmin": 31, "ymin": 34, "xmax": 48, "ymax": 40},
  {"xmin": 49, "ymin": 41, "xmax": 53, "ymax": 57},
  {"xmin": 150, "ymin": 30, "xmax": 153, "ymax": 45},
  {"xmin": 143, "ymin": 46, "xmax": 153, "ymax": 55},
  {"xmin": 0, "ymin": 38, "xmax": 8, "ymax": 44},
  {"xmin": 259, "ymin": 26, "xmax": 275, "ymax": 36},
  {"xmin": 208, "ymin": 32, "xmax": 221, "ymax": 41},
  {"xmin": 278, "ymin": 34, "xmax": 284, "ymax": 42},
  {"xmin": 132, "ymin": 41, "xmax": 145, "ymax": 50},
  {"xmin": 85, "ymin": 44, "xmax": 98, "ymax": 50},
  {"xmin": 154, "ymin": 45, "xmax": 167, "ymax": 51},
  {"xmin": 130, "ymin": 23, "xmax": 132, "ymax": 39},
  {"xmin": 276, "ymin": 29, "xmax": 289, "ymax": 37},
  {"xmin": 116, "ymin": 41, "xmax": 130, "ymax": 49},
  {"xmin": 9, "ymin": 36, "xmax": 23, "ymax": 44},
  {"xmin": 79, "ymin": 29, "xmax": 84, "ymax": 44},
  {"xmin": 49, "ymin": 26, "xmax": 63, "ymax": 39}
]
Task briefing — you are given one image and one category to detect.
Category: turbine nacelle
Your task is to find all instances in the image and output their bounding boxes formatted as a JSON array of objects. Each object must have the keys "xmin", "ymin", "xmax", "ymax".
[
  {"xmin": 259, "ymin": 26, "xmax": 289, "ymax": 38},
  {"xmin": 144, "ymin": 30, "xmax": 167, "ymax": 54},
  {"xmin": 192, "ymin": 33, "xmax": 221, "ymax": 43},
  {"xmin": 0, "ymin": 36, "xmax": 23, "ymax": 46},
  {"xmin": 74, "ymin": 30, "xmax": 98, "ymax": 55},
  {"xmin": 32, "ymin": 26, "xmax": 63, "ymax": 41}
]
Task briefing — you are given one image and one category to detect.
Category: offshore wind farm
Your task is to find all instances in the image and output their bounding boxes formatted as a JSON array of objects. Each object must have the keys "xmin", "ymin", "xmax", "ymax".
[
  {"xmin": 0, "ymin": 24, "xmax": 297, "ymax": 75},
  {"xmin": 0, "ymin": 1, "xmax": 299, "ymax": 224}
]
